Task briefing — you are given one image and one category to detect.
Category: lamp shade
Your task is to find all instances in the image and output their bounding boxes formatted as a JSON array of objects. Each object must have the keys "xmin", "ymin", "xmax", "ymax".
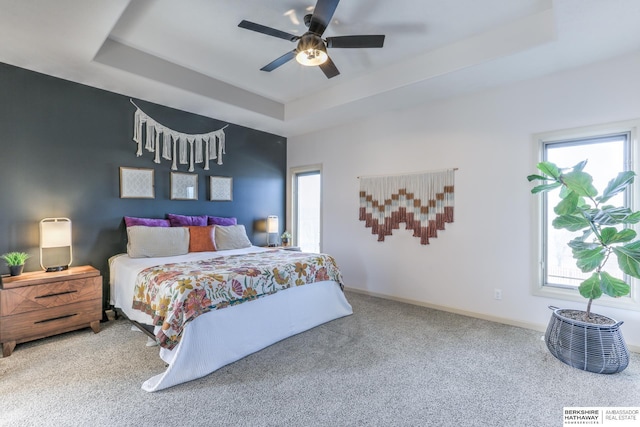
[
  {"xmin": 40, "ymin": 218, "xmax": 72, "ymax": 271},
  {"xmin": 266, "ymin": 216, "xmax": 279, "ymax": 233},
  {"xmin": 40, "ymin": 218, "xmax": 72, "ymax": 248}
]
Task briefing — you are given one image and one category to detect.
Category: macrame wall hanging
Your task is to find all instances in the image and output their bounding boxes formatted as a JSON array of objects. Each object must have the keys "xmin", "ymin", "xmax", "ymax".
[
  {"xmin": 359, "ymin": 168, "xmax": 456, "ymax": 245},
  {"xmin": 130, "ymin": 100, "xmax": 228, "ymax": 172}
]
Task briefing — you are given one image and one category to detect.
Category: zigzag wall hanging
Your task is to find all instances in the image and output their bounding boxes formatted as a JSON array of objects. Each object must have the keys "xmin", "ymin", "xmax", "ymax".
[
  {"xmin": 358, "ymin": 168, "xmax": 456, "ymax": 245},
  {"xmin": 130, "ymin": 99, "xmax": 228, "ymax": 171}
]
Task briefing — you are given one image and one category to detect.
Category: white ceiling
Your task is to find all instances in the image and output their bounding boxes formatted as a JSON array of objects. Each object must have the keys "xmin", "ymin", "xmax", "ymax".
[{"xmin": 1, "ymin": 0, "xmax": 640, "ymax": 137}]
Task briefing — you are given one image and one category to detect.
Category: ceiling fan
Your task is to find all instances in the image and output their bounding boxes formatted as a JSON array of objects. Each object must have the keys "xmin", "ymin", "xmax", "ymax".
[{"xmin": 238, "ymin": 0, "xmax": 385, "ymax": 79}]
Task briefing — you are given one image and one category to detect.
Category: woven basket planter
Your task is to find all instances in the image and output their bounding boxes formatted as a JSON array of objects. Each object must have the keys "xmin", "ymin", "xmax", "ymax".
[{"xmin": 545, "ymin": 306, "xmax": 629, "ymax": 374}]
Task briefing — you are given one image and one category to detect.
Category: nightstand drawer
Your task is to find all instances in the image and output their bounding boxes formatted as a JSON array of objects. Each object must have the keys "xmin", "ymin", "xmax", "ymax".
[
  {"xmin": 0, "ymin": 276, "xmax": 101, "ymax": 317},
  {"xmin": 0, "ymin": 298, "xmax": 101, "ymax": 343}
]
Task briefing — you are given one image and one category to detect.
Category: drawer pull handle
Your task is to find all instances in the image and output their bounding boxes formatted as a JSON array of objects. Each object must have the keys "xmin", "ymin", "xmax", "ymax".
[
  {"xmin": 35, "ymin": 290, "xmax": 78, "ymax": 299},
  {"xmin": 34, "ymin": 313, "xmax": 77, "ymax": 324}
]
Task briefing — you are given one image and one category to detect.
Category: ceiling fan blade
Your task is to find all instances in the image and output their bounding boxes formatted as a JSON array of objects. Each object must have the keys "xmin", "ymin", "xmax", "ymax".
[
  {"xmin": 238, "ymin": 20, "xmax": 299, "ymax": 42},
  {"xmin": 326, "ymin": 35, "xmax": 385, "ymax": 48},
  {"xmin": 319, "ymin": 55, "xmax": 340, "ymax": 79},
  {"xmin": 308, "ymin": 0, "xmax": 340, "ymax": 36},
  {"xmin": 260, "ymin": 50, "xmax": 296, "ymax": 72}
]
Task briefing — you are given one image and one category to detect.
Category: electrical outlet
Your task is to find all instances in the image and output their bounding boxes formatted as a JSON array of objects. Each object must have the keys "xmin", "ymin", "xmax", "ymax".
[{"xmin": 494, "ymin": 289, "xmax": 502, "ymax": 300}]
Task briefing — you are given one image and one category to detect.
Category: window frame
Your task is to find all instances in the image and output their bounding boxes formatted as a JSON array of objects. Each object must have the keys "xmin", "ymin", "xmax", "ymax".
[
  {"xmin": 531, "ymin": 119, "xmax": 640, "ymax": 311},
  {"xmin": 288, "ymin": 164, "xmax": 323, "ymax": 252}
]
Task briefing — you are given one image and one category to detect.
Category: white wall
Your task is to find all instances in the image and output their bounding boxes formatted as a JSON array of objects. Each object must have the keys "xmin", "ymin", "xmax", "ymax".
[{"xmin": 288, "ymin": 51, "xmax": 640, "ymax": 349}]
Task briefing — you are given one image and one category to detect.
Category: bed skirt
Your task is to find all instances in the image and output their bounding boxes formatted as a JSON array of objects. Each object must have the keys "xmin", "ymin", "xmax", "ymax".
[{"xmin": 142, "ymin": 280, "xmax": 352, "ymax": 392}]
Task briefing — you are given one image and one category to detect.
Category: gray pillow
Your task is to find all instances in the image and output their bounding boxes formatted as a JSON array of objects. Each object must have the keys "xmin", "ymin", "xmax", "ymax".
[
  {"xmin": 127, "ymin": 226, "xmax": 190, "ymax": 258},
  {"xmin": 214, "ymin": 225, "xmax": 252, "ymax": 250}
]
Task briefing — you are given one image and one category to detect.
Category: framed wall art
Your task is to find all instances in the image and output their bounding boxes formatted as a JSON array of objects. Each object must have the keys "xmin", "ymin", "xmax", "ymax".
[
  {"xmin": 119, "ymin": 167, "xmax": 155, "ymax": 199},
  {"xmin": 171, "ymin": 172, "xmax": 198, "ymax": 200},
  {"xmin": 209, "ymin": 176, "xmax": 233, "ymax": 201}
]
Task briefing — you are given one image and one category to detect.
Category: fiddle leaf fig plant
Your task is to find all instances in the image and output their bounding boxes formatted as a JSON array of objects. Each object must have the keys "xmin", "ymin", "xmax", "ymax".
[{"xmin": 528, "ymin": 160, "xmax": 640, "ymax": 320}]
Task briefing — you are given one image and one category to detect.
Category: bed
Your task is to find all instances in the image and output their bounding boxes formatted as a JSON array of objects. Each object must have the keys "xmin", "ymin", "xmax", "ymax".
[{"xmin": 109, "ymin": 226, "xmax": 352, "ymax": 392}]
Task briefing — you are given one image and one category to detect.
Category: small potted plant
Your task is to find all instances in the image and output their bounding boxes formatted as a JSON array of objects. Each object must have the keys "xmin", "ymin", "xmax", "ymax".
[
  {"xmin": 528, "ymin": 160, "xmax": 640, "ymax": 373},
  {"xmin": 1, "ymin": 251, "xmax": 31, "ymax": 276},
  {"xmin": 280, "ymin": 231, "xmax": 292, "ymax": 247}
]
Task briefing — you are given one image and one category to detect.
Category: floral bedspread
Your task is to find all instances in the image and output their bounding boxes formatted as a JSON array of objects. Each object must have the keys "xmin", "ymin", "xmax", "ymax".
[{"xmin": 132, "ymin": 250, "xmax": 344, "ymax": 349}]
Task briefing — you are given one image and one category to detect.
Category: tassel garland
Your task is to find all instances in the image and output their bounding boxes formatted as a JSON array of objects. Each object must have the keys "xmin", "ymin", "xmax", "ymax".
[{"xmin": 131, "ymin": 101, "xmax": 228, "ymax": 171}]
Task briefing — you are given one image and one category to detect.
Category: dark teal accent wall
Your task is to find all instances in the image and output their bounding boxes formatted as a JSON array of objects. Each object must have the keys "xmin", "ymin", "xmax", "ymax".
[{"xmin": 0, "ymin": 63, "xmax": 286, "ymax": 297}]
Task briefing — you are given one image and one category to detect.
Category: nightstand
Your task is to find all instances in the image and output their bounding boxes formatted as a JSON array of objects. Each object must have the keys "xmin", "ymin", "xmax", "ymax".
[{"xmin": 0, "ymin": 265, "xmax": 102, "ymax": 357}]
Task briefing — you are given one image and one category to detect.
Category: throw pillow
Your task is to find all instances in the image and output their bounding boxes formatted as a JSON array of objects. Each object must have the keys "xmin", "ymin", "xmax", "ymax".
[
  {"xmin": 214, "ymin": 224, "xmax": 252, "ymax": 250},
  {"xmin": 167, "ymin": 213, "xmax": 208, "ymax": 227},
  {"xmin": 187, "ymin": 226, "xmax": 216, "ymax": 252}
]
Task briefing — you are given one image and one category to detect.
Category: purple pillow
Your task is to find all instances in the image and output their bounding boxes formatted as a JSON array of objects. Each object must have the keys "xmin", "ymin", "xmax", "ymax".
[
  {"xmin": 207, "ymin": 216, "xmax": 238, "ymax": 226},
  {"xmin": 167, "ymin": 213, "xmax": 208, "ymax": 227},
  {"xmin": 124, "ymin": 216, "xmax": 170, "ymax": 227}
]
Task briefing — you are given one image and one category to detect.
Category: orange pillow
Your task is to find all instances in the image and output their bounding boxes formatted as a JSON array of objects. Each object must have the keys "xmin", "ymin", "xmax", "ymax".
[{"xmin": 187, "ymin": 226, "xmax": 216, "ymax": 252}]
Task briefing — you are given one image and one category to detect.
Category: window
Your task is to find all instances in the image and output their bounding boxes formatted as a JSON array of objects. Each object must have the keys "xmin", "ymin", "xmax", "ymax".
[
  {"xmin": 544, "ymin": 134, "xmax": 629, "ymax": 288},
  {"xmin": 291, "ymin": 166, "xmax": 322, "ymax": 253},
  {"xmin": 533, "ymin": 120, "xmax": 640, "ymax": 310}
]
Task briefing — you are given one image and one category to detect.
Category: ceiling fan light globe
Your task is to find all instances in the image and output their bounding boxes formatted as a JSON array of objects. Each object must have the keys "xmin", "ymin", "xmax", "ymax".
[
  {"xmin": 296, "ymin": 49, "xmax": 328, "ymax": 66},
  {"xmin": 295, "ymin": 32, "xmax": 328, "ymax": 66}
]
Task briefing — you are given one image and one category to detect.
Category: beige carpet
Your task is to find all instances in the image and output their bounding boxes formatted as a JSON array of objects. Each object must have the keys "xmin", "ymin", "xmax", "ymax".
[{"xmin": 1, "ymin": 291, "xmax": 639, "ymax": 427}]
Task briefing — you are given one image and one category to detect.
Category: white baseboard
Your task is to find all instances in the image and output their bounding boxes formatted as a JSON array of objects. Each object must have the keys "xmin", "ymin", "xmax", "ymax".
[{"xmin": 344, "ymin": 286, "xmax": 640, "ymax": 354}]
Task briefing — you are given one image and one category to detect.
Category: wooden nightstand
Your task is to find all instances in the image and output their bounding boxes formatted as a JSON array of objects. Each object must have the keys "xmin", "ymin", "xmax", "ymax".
[{"xmin": 0, "ymin": 265, "xmax": 102, "ymax": 357}]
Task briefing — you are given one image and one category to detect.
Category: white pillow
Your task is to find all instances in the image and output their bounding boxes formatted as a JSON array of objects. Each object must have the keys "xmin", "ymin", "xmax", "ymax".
[
  {"xmin": 127, "ymin": 226, "xmax": 190, "ymax": 258},
  {"xmin": 214, "ymin": 224, "xmax": 252, "ymax": 250}
]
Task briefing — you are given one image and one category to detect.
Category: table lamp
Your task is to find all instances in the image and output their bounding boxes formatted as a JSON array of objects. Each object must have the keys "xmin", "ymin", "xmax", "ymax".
[{"xmin": 266, "ymin": 215, "xmax": 279, "ymax": 247}]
